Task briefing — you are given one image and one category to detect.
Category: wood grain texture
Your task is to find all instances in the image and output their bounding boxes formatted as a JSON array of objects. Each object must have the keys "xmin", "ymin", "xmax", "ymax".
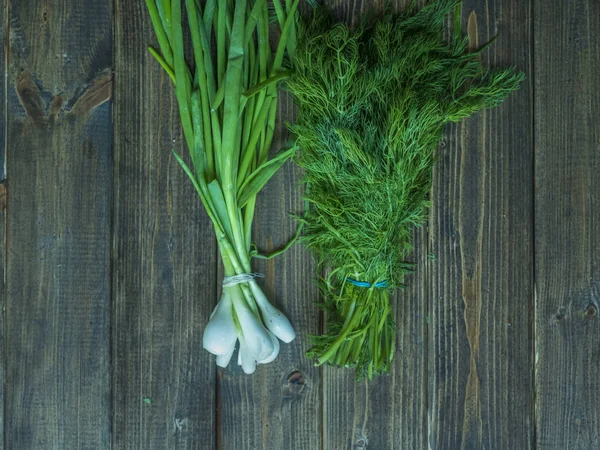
[
  {"xmin": 534, "ymin": 0, "xmax": 600, "ymax": 448},
  {"xmin": 0, "ymin": 0, "xmax": 6, "ymax": 447},
  {"xmin": 321, "ymin": 1, "xmax": 428, "ymax": 450},
  {"xmin": 4, "ymin": 0, "xmax": 113, "ymax": 448},
  {"xmin": 112, "ymin": 1, "xmax": 217, "ymax": 449},
  {"xmin": 3, "ymin": 1, "xmax": 600, "ymax": 449},
  {"xmin": 0, "ymin": 0, "xmax": 5, "ymax": 182},
  {"xmin": 428, "ymin": 1, "xmax": 534, "ymax": 449},
  {"xmin": 218, "ymin": 93, "xmax": 322, "ymax": 450}
]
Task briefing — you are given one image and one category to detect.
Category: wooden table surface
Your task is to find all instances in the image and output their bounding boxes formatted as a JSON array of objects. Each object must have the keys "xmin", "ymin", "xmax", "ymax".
[{"xmin": 1, "ymin": 0, "xmax": 599, "ymax": 449}]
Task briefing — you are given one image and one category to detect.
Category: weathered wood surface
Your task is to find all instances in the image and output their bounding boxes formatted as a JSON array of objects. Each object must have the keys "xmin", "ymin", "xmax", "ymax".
[
  {"xmin": 112, "ymin": 0, "xmax": 217, "ymax": 448},
  {"xmin": 0, "ymin": 0, "xmax": 6, "ymax": 448},
  {"xmin": 4, "ymin": 0, "xmax": 113, "ymax": 448},
  {"xmin": 428, "ymin": 1, "xmax": 535, "ymax": 449},
  {"xmin": 1, "ymin": 0, "xmax": 600, "ymax": 449},
  {"xmin": 534, "ymin": 0, "xmax": 600, "ymax": 448}
]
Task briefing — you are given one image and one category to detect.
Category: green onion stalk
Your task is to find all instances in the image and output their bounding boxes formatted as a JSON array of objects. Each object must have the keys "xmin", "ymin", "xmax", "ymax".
[
  {"xmin": 285, "ymin": 0, "xmax": 524, "ymax": 380},
  {"xmin": 145, "ymin": 0, "xmax": 300, "ymax": 373}
]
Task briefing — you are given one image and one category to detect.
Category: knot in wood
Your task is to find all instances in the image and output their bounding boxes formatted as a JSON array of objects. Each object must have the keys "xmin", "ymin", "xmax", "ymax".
[
  {"xmin": 283, "ymin": 370, "xmax": 306, "ymax": 398},
  {"xmin": 355, "ymin": 436, "xmax": 368, "ymax": 448},
  {"xmin": 584, "ymin": 303, "xmax": 597, "ymax": 320}
]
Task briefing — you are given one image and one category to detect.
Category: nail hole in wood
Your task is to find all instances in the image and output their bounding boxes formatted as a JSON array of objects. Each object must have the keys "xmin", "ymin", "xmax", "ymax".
[{"xmin": 555, "ymin": 306, "xmax": 567, "ymax": 322}]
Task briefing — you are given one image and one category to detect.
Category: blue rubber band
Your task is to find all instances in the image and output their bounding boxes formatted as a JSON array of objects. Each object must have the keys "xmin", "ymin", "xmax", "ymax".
[{"xmin": 347, "ymin": 278, "xmax": 388, "ymax": 289}]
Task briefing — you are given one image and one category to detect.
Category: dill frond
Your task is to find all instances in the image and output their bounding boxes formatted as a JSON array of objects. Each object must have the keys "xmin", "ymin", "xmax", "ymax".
[{"xmin": 286, "ymin": 0, "xmax": 524, "ymax": 380}]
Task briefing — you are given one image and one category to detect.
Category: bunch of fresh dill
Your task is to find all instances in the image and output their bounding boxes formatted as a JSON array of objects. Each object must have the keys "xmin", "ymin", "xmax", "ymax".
[{"xmin": 285, "ymin": 0, "xmax": 524, "ymax": 379}]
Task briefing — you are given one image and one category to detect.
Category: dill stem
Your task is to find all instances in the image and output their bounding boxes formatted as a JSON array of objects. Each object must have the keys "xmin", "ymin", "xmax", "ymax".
[{"xmin": 316, "ymin": 301, "xmax": 365, "ymax": 366}]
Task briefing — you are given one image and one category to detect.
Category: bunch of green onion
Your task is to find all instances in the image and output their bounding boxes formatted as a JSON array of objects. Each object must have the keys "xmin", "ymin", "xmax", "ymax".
[{"xmin": 145, "ymin": 0, "xmax": 299, "ymax": 372}]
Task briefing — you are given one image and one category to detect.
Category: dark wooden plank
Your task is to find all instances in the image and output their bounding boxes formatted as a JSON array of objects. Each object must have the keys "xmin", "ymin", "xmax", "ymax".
[
  {"xmin": 218, "ymin": 92, "xmax": 322, "ymax": 449},
  {"xmin": 0, "ymin": 0, "xmax": 6, "ymax": 447},
  {"xmin": 112, "ymin": 1, "xmax": 217, "ymax": 448},
  {"xmin": 428, "ymin": 1, "xmax": 534, "ymax": 448},
  {"xmin": 534, "ymin": 0, "xmax": 600, "ymax": 447},
  {"xmin": 320, "ymin": 1, "xmax": 428, "ymax": 450},
  {"xmin": 0, "ymin": 0, "xmax": 5, "ymax": 180},
  {"xmin": 5, "ymin": 0, "xmax": 113, "ymax": 448}
]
